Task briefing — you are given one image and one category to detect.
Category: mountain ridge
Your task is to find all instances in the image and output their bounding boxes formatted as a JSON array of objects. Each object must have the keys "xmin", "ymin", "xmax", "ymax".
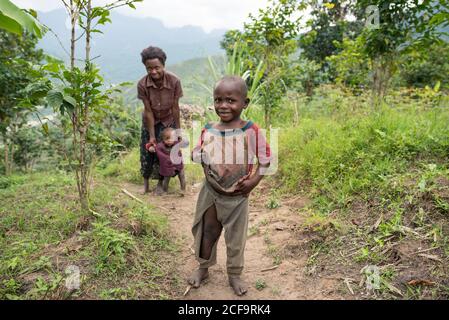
[{"xmin": 37, "ymin": 9, "xmax": 227, "ymax": 83}]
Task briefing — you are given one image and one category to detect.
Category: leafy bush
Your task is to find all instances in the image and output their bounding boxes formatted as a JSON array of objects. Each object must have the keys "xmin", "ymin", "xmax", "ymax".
[
  {"xmin": 0, "ymin": 175, "xmax": 26, "ymax": 189},
  {"xmin": 98, "ymin": 148, "xmax": 141, "ymax": 184}
]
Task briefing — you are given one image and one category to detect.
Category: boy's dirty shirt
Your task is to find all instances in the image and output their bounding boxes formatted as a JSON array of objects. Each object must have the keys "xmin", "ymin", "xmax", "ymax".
[
  {"xmin": 192, "ymin": 121, "xmax": 271, "ymax": 195},
  {"xmin": 190, "ymin": 121, "xmax": 272, "ymax": 276}
]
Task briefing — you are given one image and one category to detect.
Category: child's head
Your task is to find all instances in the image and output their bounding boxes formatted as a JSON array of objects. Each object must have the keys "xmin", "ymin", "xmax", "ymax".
[
  {"xmin": 161, "ymin": 127, "xmax": 177, "ymax": 147},
  {"xmin": 213, "ymin": 76, "xmax": 249, "ymax": 123},
  {"xmin": 140, "ymin": 46, "xmax": 166, "ymax": 81}
]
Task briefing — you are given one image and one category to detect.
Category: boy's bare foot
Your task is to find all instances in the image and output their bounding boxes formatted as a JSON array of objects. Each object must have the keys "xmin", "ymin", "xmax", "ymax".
[
  {"xmin": 187, "ymin": 268, "xmax": 209, "ymax": 288},
  {"xmin": 228, "ymin": 275, "xmax": 247, "ymax": 296}
]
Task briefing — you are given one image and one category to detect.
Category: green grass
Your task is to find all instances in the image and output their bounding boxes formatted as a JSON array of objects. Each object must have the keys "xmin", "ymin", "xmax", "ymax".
[
  {"xmin": 278, "ymin": 103, "xmax": 449, "ymax": 213},
  {"xmin": 272, "ymin": 86, "xmax": 449, "ymax": 299},
  {"xmin": 255, "ymin": 279, "xmax": 267, "ymax": 291},
  {"xmin": 98, "ymin": 149, "xmax": 142, "ymax": 184},
  {"xmin": 2, "ymin": 84, "xmax": 448, "ymax": 300},
  {"xmin": 0, "ymin": 172, "xmax": 176, "ymax": 300}
]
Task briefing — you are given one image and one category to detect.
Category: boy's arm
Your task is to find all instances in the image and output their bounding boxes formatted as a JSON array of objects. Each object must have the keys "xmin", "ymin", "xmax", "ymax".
[
  {"xmin": 235, "ymin": 124, "xmax": 272, "ymax": 196},
  {"xmin": 191, "ymin": 127, "xmax": 208, "ymax": 164}
]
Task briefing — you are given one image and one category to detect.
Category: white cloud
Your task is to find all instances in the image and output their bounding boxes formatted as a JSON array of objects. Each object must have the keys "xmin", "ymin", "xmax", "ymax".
[{"xmin": 13, "ymin": 0, "xmax": 270, "ymax": 32}]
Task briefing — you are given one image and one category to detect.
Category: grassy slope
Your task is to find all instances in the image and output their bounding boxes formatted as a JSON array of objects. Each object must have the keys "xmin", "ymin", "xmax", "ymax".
[
  {"xmin": 271, "ymin": 86, "xmax": 449, "ymax": 298},
  {"xmin": 0, "ymin": 172, "xmax": 181, "ymax": 299}
]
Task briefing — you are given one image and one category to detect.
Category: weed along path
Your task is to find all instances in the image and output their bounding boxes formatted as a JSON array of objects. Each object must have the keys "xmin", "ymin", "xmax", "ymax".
[{"xmin": 123, "ymin": 181, "xmax": 353, "ymax": 300}]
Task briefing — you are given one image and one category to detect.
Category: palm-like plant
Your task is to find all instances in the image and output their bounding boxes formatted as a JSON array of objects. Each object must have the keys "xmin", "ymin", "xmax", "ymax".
[{"xmin": 201, "ymin": 39, "xmax": 266, "ymax": 107}]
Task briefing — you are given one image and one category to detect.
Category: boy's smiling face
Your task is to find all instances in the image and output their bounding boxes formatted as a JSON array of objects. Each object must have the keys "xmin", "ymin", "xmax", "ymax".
[
  {"xmin": 213, "ymin": 80, "xmax": 249, "ymax": 123},
  {"xmin": 145, "ymin": 58, "xmax": 164, "ymax": 82}
]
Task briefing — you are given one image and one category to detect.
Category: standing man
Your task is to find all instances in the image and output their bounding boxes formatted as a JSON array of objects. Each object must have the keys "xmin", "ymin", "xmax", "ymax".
[{"xmin": 137, "ymin": 46, "xmax": 183, "ymax": 195}]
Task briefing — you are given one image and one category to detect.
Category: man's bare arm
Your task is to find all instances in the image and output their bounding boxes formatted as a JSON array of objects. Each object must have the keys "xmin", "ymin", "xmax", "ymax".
[
  {"xmin": 142, "ymin": 99, "xmax": 156, "ymax": 143},
  {"xmin": 173, "ymin": 98, "xmax": 181, "ymax": 129}
]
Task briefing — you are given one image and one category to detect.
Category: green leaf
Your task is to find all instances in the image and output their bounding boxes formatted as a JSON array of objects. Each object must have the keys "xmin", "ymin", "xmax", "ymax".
[
  {"xmin": 28, "ymin": 9, "xmax": 37, "ymax": 18},
  {"xmin": 63, "ymin": 95, "xmax": 77, "ymax": 107},
  {"xmin": 42, "ymin": 123, "xmax": 49, "ymax": 135},
  {"xmin": 374, "ymin": 129, "xmax": 386, "ymax": 138},
  {"xmin": 418, "ymin": 179, "xmax": 426, "ymax": 192},
  {"xmin": 0, "ymin": 11, "xmax": 22, "ymax": 35},
  {"xmin": 117, "ymin": 81, "xmax": 133, "ymax": 87},
  {"xmin": 42, "ymin": 62, "xmax": 61, "ymax": 73},
  {"xmin": 62, "ymin": 100, "xmax": 75, "ymax": 113},
  {"xmin": 46, "ymin": 90, "xmax": 64, "ymax": 109},
  {"xmin": 433, "ymin": 81, "xmax": 440, "ymax": 93},
  {"xmin": 0, "ymin": 0, "xmax": 45, "ymax": 37},
  {"xmin": 63, "ymin": 70, "xmax": 72, "ymax": 81}
]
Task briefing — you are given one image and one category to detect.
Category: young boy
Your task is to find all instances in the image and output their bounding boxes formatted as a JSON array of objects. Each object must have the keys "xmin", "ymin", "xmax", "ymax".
[
  {"xmin": 188, "ymin": 76, "xmax": 271, "ymax": 296},
  {"xmin": 147, "ymin": 127, "xmax": 187, "ymax": 194}
]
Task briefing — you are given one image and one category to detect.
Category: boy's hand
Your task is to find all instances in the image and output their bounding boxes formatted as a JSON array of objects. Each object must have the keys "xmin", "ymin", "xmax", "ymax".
[{"xmin": 234, "ymin": 176, "xmax": 258, "ymax": 197}]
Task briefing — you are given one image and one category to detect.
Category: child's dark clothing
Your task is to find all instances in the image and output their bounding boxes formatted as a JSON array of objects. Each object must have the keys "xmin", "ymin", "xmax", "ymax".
[
  {"xmin": 140, "ymin": 120, "xmax": 175, "ymax": 180},
  {"xmin": 156, "ymin": 140, "xmax": 185, "ymax": 177}
]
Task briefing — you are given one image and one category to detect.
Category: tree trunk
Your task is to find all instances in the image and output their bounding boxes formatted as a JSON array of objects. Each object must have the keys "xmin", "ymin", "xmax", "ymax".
[
  {"xmin": 78, "ymin": 0, "xmax": 92, "ymax": 212},
  {"xmin": 293, "ymin": 99, "xmax": 299, "ymax": 127},
  {"xmin": 10, "ymin": 142, "xmax": 14, "ymax": 174},
  {"xmin": 4, "ymin": 140, "xmax": 11, "ymax": 176},
  {"xmin": 70, "ymin": 0, "xmax": 76, "ymax": 70},
  {"xmin": 372, "ymin": 56, "xmax": 392, "ymax": 109},
  {"xmin": 68, "ymin": 0, "xmax": 84, "ymax": 211},
  {"xmin": 305, "ymin": 80, "xmax": 314, "ymax": 97}
]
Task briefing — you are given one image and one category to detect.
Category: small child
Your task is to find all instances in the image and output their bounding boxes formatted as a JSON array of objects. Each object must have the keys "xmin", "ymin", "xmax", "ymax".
[
  {"xmin": 188, "ymin": 76, "xmax": 271, "ymax": 296},
  {"xmin": 147, "ymin": 127, "xmax": 187, "ymax": 195}
]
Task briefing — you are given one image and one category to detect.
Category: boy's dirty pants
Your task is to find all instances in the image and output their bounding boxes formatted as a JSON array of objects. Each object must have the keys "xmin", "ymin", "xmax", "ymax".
[{"xmin": 191, "ymin": 181, "xmax": 249, "ymax": 276}]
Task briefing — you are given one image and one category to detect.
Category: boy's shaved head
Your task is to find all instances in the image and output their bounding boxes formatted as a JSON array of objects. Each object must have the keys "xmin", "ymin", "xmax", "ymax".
[{"xmin": 214, "ymin": 76, "xmax": 248, "ymax": 98}]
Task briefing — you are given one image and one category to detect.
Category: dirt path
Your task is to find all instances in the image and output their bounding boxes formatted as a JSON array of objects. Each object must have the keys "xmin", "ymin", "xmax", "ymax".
[{"xmin": 124, "ymin": 181, "xmax": 350, "ymax": 300}]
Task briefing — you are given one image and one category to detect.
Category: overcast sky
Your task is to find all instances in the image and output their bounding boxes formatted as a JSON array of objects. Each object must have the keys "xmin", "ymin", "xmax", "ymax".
[{"xmin": 14, "ymin": 0, "xmax": 271, "ymax": 32}]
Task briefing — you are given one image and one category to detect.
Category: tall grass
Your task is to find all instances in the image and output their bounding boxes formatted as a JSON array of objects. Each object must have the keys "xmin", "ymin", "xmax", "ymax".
[{"xmin": 277, "ymin": 88, "xmax": 449, "ymax": 212}]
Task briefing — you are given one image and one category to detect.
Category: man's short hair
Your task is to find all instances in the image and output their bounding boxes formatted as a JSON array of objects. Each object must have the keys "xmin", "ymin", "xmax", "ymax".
[{"xmin": 141, "ymin": 46, "xmax": 167, "ymax": 65}]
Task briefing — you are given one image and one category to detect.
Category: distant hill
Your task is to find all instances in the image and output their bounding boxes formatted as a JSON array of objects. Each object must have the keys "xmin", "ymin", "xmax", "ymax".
[{"xmin": 37, "ymin": 9, "xmax": 227, "ymax": 83}]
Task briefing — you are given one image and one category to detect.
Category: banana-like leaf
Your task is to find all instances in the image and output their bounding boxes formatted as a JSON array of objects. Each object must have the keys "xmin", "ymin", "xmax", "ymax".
[{"xmin": 0, "ymin": 0, "xmax": 45, "ymax": 37}]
